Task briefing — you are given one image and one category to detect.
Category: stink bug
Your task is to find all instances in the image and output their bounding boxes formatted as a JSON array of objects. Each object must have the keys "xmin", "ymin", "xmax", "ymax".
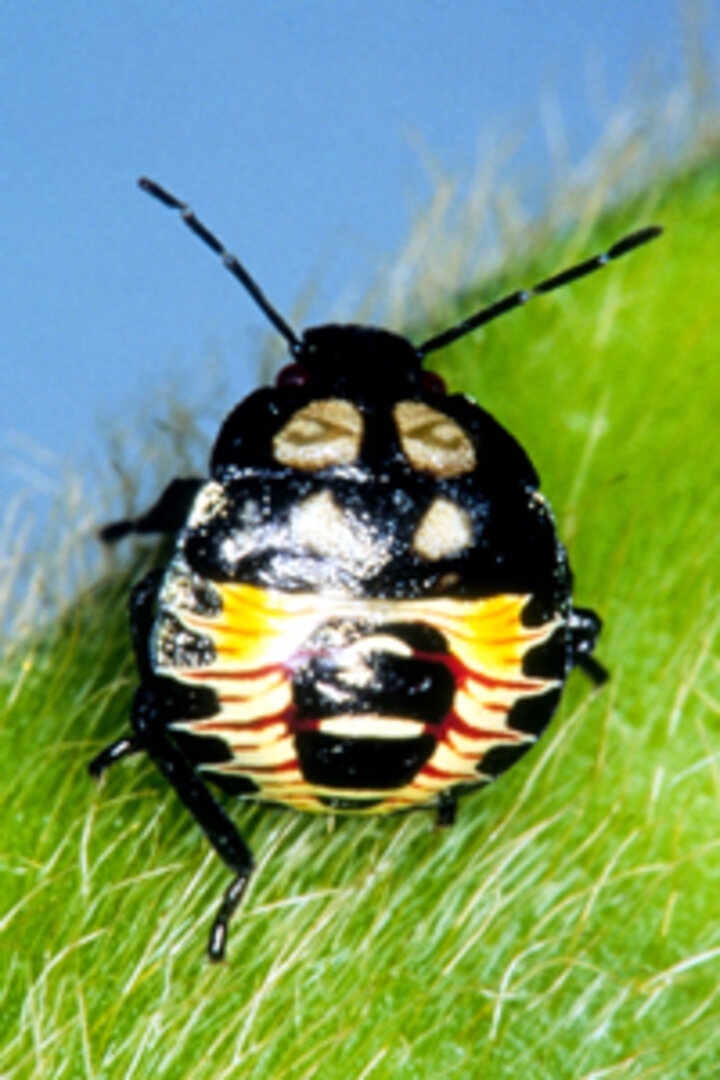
[{"xmin": 91, "ymin": 178, "xmax": 661, "ymax": 960}]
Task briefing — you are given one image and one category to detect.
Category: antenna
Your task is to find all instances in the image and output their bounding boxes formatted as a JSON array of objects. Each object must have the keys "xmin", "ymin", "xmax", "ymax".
[
  {"xmin": 137, "ymin": 177, "xmax": 301, "ymax": 352},
  {"xmin": 417, "ymin": 225, "xmax": 663, "ymax": 358}
]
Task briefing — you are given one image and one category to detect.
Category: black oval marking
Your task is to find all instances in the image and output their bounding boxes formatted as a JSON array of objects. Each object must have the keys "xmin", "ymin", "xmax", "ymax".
[{"xmin": 296, "ymin": 732, "xmax": 436, "ymax": 790}]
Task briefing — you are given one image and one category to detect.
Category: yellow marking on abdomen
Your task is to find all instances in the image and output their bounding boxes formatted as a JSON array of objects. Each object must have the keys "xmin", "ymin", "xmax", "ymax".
[{"xmin": 158, "ymin": 581, "xmax": 562, "ymax": 813}]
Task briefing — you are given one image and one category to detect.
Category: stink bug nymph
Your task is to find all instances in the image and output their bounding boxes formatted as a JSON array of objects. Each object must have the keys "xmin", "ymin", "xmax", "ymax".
[{"xmin": 91, "ymin": 177, "xmax": 661, "ymax": 960}]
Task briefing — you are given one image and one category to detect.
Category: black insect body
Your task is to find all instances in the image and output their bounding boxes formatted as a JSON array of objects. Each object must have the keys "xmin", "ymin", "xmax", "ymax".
[{"xmin": 91, "ymin": 178, "xmax": 661, "ymax": 960}]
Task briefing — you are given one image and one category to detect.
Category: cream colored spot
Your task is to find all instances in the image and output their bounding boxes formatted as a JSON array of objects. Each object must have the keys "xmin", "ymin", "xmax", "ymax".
[
  {"xmin": 413, "ymin": 497, "xmax": 473, "ymax": 560},
  {"xmin": 394, "ymin": 400, "xmax": 476, "ymax": 476},
  {"xmin": 273, "ymin": 398, "xmax": 363, "ymax": 470},
  {"xmin": 318, "ymin": 716, "xmax": 426, "ymax": 739},
  {"xmin": 347, "ymin": 634, "xmax": 412, "ymax": 659},
  {"xmin": 291, "ymin": 490, "xmax": 390, "ymax": 576},
  {"xmin": 187, "ymin": 480, "xmax": 228, "ymax": 527}
]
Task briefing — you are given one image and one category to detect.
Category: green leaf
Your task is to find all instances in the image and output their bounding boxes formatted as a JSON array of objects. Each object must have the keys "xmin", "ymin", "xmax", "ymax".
[{"xmin": 2, "ymin": 159, "xmax": 719, "ymax": 1080}]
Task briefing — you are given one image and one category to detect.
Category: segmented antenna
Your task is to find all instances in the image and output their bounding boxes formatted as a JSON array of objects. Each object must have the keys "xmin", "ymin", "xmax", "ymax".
[
  {"xmin": 417, "ymin": 225, "xmax": 663, "ymax": 358},
  {"xmin": 138, "ymin": 177, "xmax": 301, "ymax": 352}
]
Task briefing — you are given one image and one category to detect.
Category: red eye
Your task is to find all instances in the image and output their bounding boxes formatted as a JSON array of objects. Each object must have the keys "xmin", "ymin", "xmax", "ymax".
[
  {"xmin": 421, "ymin": 371, "xmax": 447, "ymax": 395},
  {"xmin": 276, "ymin": 363, "xmax": 310, "ymax": 388}
]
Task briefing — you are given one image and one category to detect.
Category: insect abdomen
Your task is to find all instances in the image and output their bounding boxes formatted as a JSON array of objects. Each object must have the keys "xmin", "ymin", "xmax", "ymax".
[{"xmin": 155, "ymin": 562, "xmax": 563, "ymax": 814}]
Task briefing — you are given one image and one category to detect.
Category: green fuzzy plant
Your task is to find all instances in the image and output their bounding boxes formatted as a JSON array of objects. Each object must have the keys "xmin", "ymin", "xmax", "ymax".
[{"xmin": 1, "ymin": 151, "xmax": 719, "ymax": 1080}]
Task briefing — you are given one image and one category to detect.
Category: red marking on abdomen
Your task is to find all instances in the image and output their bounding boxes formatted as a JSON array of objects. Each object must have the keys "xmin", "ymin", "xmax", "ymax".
[
  {"xmin": 411, "ymin": 648, "xmax": 538, "ymax": 693},
  {"xmin": 191, "ymin": 713, "xmax": 288, "ymax": 734},
  {"xmin": 182, "ymin": 663, "xmax": 282, "ymax": 682},
  {"xmin": 419, "ymin": 763, "xmax": 467, "ymax": 782},
  {"xmin": 427, "ymin": 709, "xmax": 521, "ymax": 744}
]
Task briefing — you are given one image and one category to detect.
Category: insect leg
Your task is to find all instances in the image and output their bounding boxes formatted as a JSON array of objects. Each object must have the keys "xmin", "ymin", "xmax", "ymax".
[
  {"xmin": 132, "ymin": 677, "xmax": 255, "ymax": 961},
  {"xmin": 569, "ymin": 607, "xmax": 609, "ymax": 686},
  {"xmin": 128, "ymin": 568, "xmax": 166, "ymax": 678},
  {"xmin": 88, "ymin": 735, "xmax": 140, "ymax": 777},
  {"xmin": 100, "ymin": 477, "xmax": 203, "ymax": 543},
  {"xmin": 88, "ymin": 568, "xmax": 165, "ymax": 777},
  {"xmin": 436, "ymin": 790, "xmax": 458, "ymax": 827},
  {"xmin": 88, "ymin": 566, "xmax": 165, "ymax": 778},
  {"xmin": 131, "ymin": 557, "xmax": 253, "ymax": 959}
]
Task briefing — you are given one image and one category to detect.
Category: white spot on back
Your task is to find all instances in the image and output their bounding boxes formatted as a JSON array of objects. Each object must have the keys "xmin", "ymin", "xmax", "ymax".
[
  {"xmin": 318, "ymin": 716, "xmax": 426, "ymax": 739},
  {"xmin": 187, "ymin": 481, "xmax": 228, "ymax": 527},
  {"xmin": 412, "ymin": 497, "xmax": 473, "ymax": 560},
  {"xmin": 273, "ymin": 399, "xmax": 363, "ymax": 470},
  {"xmin": 290, "ymin": 489, "xmax": 391, "ymax": 577},
  {"xmin": 394, "ymin": 400, "xmax": 476, "ymax": 476}
]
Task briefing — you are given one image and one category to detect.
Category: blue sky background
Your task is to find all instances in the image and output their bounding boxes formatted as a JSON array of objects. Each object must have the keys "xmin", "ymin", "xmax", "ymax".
[{"xmin": 2, "ymin": 2, "xmax": 717, "ymax": 536}]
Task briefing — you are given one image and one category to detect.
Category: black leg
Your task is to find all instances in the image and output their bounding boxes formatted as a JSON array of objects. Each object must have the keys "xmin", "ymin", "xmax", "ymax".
[
  {"xmin": 569, "ymin": 607, "xmax": 609, "ymax": 686},
  {"xmin": 89, "ymin": 735, "xmax": 140, "ymax": 777},
  {"xmin": 132, "ymin": 679, "xmax": 255, "ymax": 961},
  {"xmin": 575, "ymin": 653, "xmax": 609, "ymax": 686},
  {"xmin": 100, "ymin": 477, "xmax": 203, "ymax": 543},
  {"xmin": 208, "ymin": 875, "xmax": 252, "ymax": 961},
  {"xmin": 436, "ymin": 790, "xmax": 457, "ymax": 827},
  {"xmin": 89, "ymin": 561, "xmax": 250, "ymax": 957},
  {"xmin": 129, "ymin": 568, "xmax": 166, "ymax": 679},
  {"xmin": 88, "ymin": 567, "xmax": 166, "ymax": 780}
]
